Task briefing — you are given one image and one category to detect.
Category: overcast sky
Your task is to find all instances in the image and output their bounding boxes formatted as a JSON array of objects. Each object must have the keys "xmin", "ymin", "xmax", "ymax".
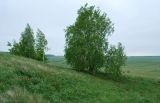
[{"xmin": 0, "ymin": 0, "xmax": 160, "ymax": 56}]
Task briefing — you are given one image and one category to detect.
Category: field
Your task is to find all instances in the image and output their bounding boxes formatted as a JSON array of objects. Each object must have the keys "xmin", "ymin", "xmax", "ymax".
[
  {"xmin": 0, "ymin": 53, "xmax": 160, "ymax": 103},
  {"xmin": 123, "ymin": 56, "xmax": 160, "ymax": 80}
]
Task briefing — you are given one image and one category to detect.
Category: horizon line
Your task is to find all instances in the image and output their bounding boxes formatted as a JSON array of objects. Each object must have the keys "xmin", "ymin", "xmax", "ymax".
[{"xmin": 1, "ymin": 51, "xmax": 160, "ymax": 57}]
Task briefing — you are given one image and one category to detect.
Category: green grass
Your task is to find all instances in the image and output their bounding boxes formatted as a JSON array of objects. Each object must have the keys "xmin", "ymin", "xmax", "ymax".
[
  {"xmin": 47, "ymin": 55, "xmax": 70, "ymax": 69},
  {"xmin": 123, "ymin": 56, "xmax": 160, "ymax": 79},
  {"xmin": 48, "ymin": 55, "xmax": 160, "ymax": 80},
  {"xmin": 0, "ymin": 53, "xmax": 160, "ymax": 103}
]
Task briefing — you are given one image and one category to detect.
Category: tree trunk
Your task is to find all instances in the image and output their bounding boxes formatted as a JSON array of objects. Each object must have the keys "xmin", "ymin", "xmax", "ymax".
[
  {"xmin": 89, "ymin": 66, "xmax": 94, "ymax": 74},
  {"xmin": 43, "ymin": 52, "xmax": 44, "ymax": 62}
]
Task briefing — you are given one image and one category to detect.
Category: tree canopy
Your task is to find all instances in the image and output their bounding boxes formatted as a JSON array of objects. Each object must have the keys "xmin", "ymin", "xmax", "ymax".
[
  {"xmin": 8, "ymin": 24, "xmax": 48, "ymax": 61},
  {"xmin": 105, "ymin": 43, "xmax": 127, "ymax": 77},
  {"xmin": 36, "ymin": 29, "xmax": 48, "ymax": 61},
  {"xmin": 65, "ymin": 4, "xmax": 127, "ymax": 76},
  {"xmin": 65, "ymin": 4, "xmax": 114, "ymax": 73},
  {"xmin": 19, "ymin": 24, "xmax": 35, "ymax": 58}
]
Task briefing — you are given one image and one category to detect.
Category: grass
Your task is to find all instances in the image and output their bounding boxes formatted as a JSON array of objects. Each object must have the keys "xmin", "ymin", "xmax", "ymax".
[
  {"xmin": 48, "ymin": 55, "xmax": 160, "ymax": 80},
  {"xmin": 47, "ymin": 55, "xmax": 70, "ymax": 69},
  {"xmin": 0, "ymin": 53, "xmax": 160, "ymax": 103},
  {"xmin": 123, "ymin": 56, "xmax": 160, "ymax": 79}
]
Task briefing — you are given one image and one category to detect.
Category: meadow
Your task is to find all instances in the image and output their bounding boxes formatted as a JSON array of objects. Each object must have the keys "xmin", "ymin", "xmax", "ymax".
[
  {"xmin": 123, "ymin": 56, "xmax": 160, "ymax": 80},
  {"xmin": 0, "ymin": 53, "xmax": 160, "ymax": 103}
]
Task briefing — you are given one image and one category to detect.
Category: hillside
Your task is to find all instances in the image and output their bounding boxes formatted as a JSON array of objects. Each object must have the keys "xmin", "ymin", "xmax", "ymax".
[
  {"xmin": 0, "ymin": 53, "xmax": 160, "ymax": 103},
  {"xmin": 48, "ymin": 55, "xmax": 160, "ymax": 80}
]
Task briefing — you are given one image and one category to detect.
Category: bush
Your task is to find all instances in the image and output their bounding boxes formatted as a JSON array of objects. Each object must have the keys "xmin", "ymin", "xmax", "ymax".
[{"xmin": 105, "ymin": 43, "xmax": 127, "ymax": 78}]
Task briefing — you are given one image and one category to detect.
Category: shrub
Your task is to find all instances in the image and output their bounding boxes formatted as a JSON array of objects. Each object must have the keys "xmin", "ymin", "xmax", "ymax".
[{"xmin": 105, "ymin": 43, "xmax": 127, "ymax": 78}]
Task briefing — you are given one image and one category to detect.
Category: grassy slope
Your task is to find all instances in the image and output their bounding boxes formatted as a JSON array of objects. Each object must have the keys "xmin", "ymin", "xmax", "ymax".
[
  {"xmin": 0, "ymin": 53, "xmax": 160, "ymax": 103},
  {"xmin": 48, "ymin": 56, "xmax": 160, "ymax": 80}
]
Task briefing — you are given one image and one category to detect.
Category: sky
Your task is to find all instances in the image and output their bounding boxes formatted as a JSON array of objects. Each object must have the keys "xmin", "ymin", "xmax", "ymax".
[{"xmin": 0, "ymin": 0, "xmax": 160, "ymax": 56}]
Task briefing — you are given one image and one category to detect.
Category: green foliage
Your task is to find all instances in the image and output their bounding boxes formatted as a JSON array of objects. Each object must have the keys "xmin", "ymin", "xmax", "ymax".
[
  {"xmin": 8, "ymin": 24, "xmax": 48, "ymax": 61},
  {"xmin": 19, "ymin": 24, "xmax": 36, "ymax": 59},
  {"xmin": 8, "ymin": 41, "xmax": 21, "ymax": 55},
  {"xmin": 65, "ymin": 4, "xmax": 126, "ymax": 78},
  {"xmin": 35, "ymin": 29, "xmax": 48, "ymax": 61},
  {"xmin": 65, "ymin": 4, "xmax": 114, "ymax": 73},
  {"xmin": 105, "ymin": 43, "xmax": 127, "ymax": 78},
  {"xmin": 8, "ymin": 24, "xmax": 35, "ymax": 59}
]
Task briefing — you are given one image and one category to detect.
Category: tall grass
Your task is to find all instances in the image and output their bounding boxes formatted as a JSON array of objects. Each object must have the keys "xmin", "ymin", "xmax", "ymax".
[{"xmin": 0, "ymin": 53, "xmax": 160, "ymax": 103}]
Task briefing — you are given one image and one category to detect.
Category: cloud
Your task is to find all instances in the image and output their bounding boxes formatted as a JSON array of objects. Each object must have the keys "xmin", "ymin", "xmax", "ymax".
[{"xmin": 0, "ymin": 0, "xmax": 160, "ymax": 56}]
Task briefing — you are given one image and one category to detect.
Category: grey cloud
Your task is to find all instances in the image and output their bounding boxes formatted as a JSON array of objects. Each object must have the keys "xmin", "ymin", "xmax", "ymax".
[{"xmin": 0, "ymin": 0, "xmax": 160, "ymax": 56}]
